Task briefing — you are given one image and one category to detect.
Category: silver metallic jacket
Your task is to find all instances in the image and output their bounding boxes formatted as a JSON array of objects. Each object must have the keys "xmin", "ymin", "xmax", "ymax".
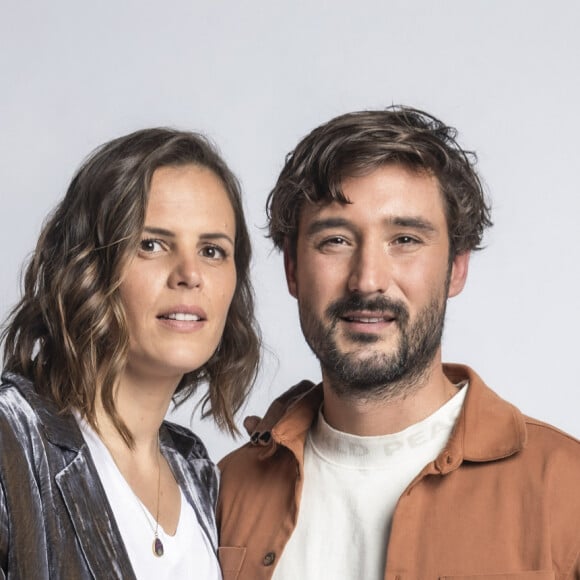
[{"xmin": 0, "ymin": 372, "xmax": 220, "ymax": 579}]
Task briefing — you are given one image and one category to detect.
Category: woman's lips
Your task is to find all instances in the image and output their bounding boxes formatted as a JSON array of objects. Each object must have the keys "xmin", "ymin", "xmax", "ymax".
[
  {"xmin": 157, "ymin": 306, "xmax": 207, "ymax": 330},
  {"xmin": 160, "ymin": 312, "xmax": 202, "ymax": 321}
]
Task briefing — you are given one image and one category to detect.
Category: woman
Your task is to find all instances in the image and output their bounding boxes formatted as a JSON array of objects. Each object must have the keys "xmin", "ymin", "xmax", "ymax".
[{"xmin": 0, "ymin": 128, "xmax": 260, "ymax": 579}]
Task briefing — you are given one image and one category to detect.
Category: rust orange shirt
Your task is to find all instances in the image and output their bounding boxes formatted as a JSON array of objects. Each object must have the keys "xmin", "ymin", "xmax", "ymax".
[{"xmin": 218, "ymin": 365, "xmax": 580, "ymax": 580}]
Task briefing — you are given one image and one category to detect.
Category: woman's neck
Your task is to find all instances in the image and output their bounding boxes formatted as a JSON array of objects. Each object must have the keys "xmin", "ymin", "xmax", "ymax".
[{"xmin": 94, "ymin": 368, "xmax": 181, "ymax": 454}]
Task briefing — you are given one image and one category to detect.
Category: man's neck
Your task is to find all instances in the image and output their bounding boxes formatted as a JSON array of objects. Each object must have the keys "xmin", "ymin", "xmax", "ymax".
[{"xmin": 321, "ymin": 357, "xmax": 458, "ymax": 436}]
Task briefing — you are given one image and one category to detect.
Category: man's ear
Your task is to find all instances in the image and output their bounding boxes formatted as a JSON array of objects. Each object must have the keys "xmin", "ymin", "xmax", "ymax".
[
  {"xmin": 283, "ymin": 240, "xmax": 298, "ymax": 298},
  {"xmin": 448, "ymin": 251, "xmax": 470, "ymax": 298}
]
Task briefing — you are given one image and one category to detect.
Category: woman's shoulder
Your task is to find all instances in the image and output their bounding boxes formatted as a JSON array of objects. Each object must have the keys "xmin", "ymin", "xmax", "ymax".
[
  {"xmin": 0, "ymin": 372, "xmax": 81, "ymax": 447},
  {"xmin": 161, "ymin": 420, "xmax": 212, "ymax": 462},
  {"xmin": 0, "ymin": 372, "xmax": 38, "ymax": 420},
  {"xmin": 0, "ymin": 373, "xmax": 50, "ymax": 478}
]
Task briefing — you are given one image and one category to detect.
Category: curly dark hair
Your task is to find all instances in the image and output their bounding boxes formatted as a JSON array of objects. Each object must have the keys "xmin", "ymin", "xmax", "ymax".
[
  {"xmin": 2, "ymin": 128, "xmax": 260, "ymax": 443},
  {"xmin": 267, "ymin": 106, "xmax": 492, "ymax": 257}
]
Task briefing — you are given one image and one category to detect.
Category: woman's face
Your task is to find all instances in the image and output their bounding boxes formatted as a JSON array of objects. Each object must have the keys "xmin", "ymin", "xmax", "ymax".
[{"xmin": 119, "ymin": 164, "xmax": 237, "ymax": 385}]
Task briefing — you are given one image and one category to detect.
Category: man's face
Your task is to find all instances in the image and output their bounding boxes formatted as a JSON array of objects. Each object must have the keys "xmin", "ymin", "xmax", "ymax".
[{"xmin": 285, "ymin": 164, "xmax": 469, "ymax": 399}]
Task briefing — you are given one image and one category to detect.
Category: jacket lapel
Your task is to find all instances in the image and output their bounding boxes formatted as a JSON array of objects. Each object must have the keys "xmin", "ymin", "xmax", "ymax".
[
  {"xmin": 56, "ymin": 449, "xmax": 137, "ymax": 580},
  {"xmin": 25, "ymin": 379, "xmax": 137, "ymax": 580},
  {"xmin": 161, "ymin": 430, "xmax": 219, "ymax": 552},
  {"xmin": 443, "ymin": 363, "xmax": 527, "ymax": 464}
]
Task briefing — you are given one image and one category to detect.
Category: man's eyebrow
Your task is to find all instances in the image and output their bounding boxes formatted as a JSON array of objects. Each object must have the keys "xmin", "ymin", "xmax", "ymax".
[
  {"xmin": 388, "ymin": 217, "xmax": 438, "ymax": 233},
  {"xmin": 305, "ymin": 216, "xmax": 438, "ymax": 237},
  {"xmin": 305, "ymin": 218, "xmax": 354, "ymax": 237},
  {"xmin": 143, "ymin": 227, "xmax": 234, "ymax": 245}
]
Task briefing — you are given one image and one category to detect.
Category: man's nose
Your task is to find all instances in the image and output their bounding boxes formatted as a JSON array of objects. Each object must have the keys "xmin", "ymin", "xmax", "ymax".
[{"xmin": 348, "ymin": 242, "xmax": 391, "ymax": 294}]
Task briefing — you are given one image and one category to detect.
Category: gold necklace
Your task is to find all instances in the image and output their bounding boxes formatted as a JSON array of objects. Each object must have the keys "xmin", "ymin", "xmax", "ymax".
[
  {"xmin": 152, "ymin": 443, "xmax": 163, "ymax": 557},
  {"xmin": 98, "ymin": 425, "xmax": 165, "ymax": 558},
  {"xmin": 132, "ymin": 435, "xmax": 164, "ymax": 557}
]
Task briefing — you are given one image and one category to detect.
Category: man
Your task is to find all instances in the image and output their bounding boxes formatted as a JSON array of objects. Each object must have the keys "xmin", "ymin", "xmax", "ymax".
[{"xmin": 217, "ymin": 107, "xmax": 580, "ymax": 579}]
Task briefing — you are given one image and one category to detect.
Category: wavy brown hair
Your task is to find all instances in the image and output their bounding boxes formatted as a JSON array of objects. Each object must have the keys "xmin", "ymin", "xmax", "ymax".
[
  {"xmin": 267, "ymin": 106, "xmax": 492, "ymax": 258},
  {"xmin": 2, "ymin": 128, "xmax": 260, "ymax": 442}
]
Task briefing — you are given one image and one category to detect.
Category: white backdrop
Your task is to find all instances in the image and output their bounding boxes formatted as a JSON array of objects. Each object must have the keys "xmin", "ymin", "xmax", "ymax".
[{"xmin": 1, "ymin": 1, "xmax": 579, "ymax": 461}]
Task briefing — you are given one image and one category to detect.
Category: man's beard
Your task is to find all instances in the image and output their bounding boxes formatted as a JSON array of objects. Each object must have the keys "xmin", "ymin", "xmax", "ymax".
[{"xmin": 298, "ymin": 289, "xmax": 448, "ymax": 402}]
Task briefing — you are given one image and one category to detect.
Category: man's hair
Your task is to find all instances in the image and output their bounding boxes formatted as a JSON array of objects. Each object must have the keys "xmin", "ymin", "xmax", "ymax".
[
  {"xmin": 267, "ymin": 106, "xmax": 492, "ymax": 257},
  {"xmin": 2, "ymin": 128, "xmax": 260, "ymax": 443}
]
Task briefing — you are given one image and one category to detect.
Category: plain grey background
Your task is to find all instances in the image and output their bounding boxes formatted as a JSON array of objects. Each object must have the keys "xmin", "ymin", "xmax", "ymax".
[{"xmin": 1, "ymin": 1, "xmax": 579, "ymax": 461}]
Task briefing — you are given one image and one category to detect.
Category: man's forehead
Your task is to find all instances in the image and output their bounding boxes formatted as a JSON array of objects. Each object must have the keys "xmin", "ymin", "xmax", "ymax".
[{"xmin": 300, "ymin": 171, "xmax": 444, "ymax": 218}]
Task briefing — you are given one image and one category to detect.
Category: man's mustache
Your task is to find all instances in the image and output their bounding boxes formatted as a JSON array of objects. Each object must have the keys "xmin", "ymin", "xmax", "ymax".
[{"xmin": 326, "ymin": 294, "xmax": 409, "ymax": 324}]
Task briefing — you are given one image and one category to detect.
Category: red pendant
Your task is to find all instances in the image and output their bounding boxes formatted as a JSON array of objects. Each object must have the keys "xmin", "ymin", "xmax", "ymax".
[{"xmin": 153, "ymin": 537, "xmax": 164, "ymax": 557}]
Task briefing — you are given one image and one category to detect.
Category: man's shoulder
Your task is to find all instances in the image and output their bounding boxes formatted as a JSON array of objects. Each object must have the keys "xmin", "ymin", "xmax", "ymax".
[
  {"xmin": 522, "ymin": 414, "xmax": 580, "ymax": 462},
  {"xmin": 447, "ymin": 364, "xmax": 580, "ymax": 461},
  {"xmin": 219, "ymin": 379, "xmax": 321, "ymax": 473}
]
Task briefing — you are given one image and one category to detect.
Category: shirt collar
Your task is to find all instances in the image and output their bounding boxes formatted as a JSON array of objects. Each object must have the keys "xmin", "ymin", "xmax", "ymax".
[{"xmin": 246, "ymin": 364, "xmax": 527, "ymax": 468}]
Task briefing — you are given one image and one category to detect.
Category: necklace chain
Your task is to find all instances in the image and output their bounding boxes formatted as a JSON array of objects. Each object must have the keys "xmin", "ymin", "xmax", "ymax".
[
  {"xmin": 93, "ymin": 419, "xmax": 166, "ymax": 559},
  {"xmin": 128, "ymin": 433, "xmax": 164, "ymax": 557}
]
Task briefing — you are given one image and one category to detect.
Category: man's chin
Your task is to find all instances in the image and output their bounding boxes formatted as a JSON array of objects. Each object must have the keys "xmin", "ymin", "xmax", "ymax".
[{"xmin": 336, "ymin": 332, "xmax": 396, "ymax": 352}]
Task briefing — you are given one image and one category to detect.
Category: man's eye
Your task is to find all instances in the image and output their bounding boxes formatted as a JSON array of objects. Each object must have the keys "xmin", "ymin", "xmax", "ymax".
[
  {"xmin": 140, "ymin": 239, "xmax": 163, "ymax": 252},
  {"xmin": 320, "ymin": 236, "xmax": 348, "ymax": 247},
  {"xmin": 393, "ymin": 236, "xmax": 419, "ymax": 245}
]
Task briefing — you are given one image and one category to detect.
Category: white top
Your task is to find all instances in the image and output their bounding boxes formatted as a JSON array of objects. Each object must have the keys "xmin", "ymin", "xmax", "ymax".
[
  {"xmin": 77, "ymin": 416, "xmax": 222, "ymax": 580},
  {"xmin": 273, "ymin": 384, "xmax": 468, "ymax": 580}
]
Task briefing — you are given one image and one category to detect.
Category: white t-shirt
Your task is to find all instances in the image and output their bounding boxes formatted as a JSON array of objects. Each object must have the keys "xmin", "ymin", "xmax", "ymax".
[
  {"xmin": 273, "ymin": 384, "xmax": 468, "ymax": 580},
  {"xmin": 77, "ymin": 417, "xmax": 221, "ymax": 580}
]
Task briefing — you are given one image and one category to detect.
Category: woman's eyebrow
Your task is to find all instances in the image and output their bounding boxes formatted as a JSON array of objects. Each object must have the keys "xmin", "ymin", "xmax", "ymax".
[
  {"xmin": 143, "ymin": 226, "xmax": 174, "ymax": 237},
  {"xmin": 142, "ymin": 226, "xmax": 234, "ymax": 246},
  {"xmin": 200, "ymin": 232, "xmax": 235, "ymax": 245}
]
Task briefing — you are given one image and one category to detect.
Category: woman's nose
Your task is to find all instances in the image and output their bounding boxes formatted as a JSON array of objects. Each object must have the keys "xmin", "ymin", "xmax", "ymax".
[{"xmin": 168, "ymin": 254, "xmax": 202, "ymax": 289}]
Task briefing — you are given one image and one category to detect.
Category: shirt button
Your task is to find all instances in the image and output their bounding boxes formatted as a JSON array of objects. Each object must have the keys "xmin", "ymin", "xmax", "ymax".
[{"xmin": 263, "ymin": 552, "xmax": 276, "ymax": 566}]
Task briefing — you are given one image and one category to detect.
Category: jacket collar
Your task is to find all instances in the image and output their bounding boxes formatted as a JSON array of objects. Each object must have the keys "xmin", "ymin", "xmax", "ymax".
[
  {"xmin": 2, "ymin": 371, "xmax": 85, "ymax": 451},
  {"xmin": 244, "ymin": 379, "xmax": 321, "ymax": 463},
  {"xmin": 436, "ymin": 363, "xmax": 527, "ymax": 473},
  {"xmin": 2, "ymin": 371, "xmax": 202, "ymax": 459},
  {"xmin": 246, "ymin": 364, "xmax": 527, "ymax": 470}
]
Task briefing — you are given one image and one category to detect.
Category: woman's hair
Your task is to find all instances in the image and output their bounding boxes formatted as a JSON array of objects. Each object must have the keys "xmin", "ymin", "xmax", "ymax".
[
  {"xmin": 268, "ymin": 106, "xmax": 492, "ymax": 258},
  {"xmin": 2, "ymin": 128, "xmax": 260, "ymax": 442}
]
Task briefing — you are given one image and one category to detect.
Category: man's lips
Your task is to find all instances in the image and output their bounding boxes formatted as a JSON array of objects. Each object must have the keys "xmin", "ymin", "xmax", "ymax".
[
  {"xmin": 340, "ymin": 311, "xmax": 397, "ymax": 324},
  {"xmin": 327, "ymin": 295, "xmax": 408, "ymax": 332}
]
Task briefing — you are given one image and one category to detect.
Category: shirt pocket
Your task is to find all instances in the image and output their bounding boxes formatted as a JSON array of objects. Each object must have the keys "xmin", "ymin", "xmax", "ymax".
[
  {"xmin": 440, "ymin": 572, "xmax": 555, "ymax": 580},
  {"xmin": 218, "ymin": 546, "xmax": 246, "ymax": 580}
]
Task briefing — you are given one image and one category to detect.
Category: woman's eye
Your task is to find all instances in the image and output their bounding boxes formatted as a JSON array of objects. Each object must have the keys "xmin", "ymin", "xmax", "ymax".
[
  {"xmin": 139, "ymin": 238, "xmax": 163, "ymax": 253},
  {"xmin": 201, "ymin": 245, "xmax": 227, "ymax": 259}
]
